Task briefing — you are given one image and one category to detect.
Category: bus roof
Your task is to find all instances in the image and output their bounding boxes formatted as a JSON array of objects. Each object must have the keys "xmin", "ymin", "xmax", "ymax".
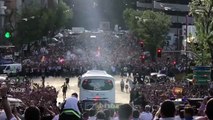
[
  {"xmin": 0, "ymin": 63, "xmax": 21, "ymax": 66},
  {"xmin": 82, "ymin": 70, "xmax": 113, "ymax": 78}
]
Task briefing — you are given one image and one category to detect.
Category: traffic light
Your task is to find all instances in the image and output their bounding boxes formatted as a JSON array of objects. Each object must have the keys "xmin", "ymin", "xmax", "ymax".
[
  {"xmin": 173, "ymin": 61, "xmax": 176, "ymax": 65},
  {"xmin": 157, "ymin": 48, "xmax": 162, "ymax": 58},
  {"xmin": 4, "ymin": 32, "xmax": 11, "ymax": 39}
]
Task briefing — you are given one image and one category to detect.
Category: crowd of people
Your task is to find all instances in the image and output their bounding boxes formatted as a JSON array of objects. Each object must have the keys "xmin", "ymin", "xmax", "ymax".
[
  {"xmin": 18, "ymin": 31, "xmax": 138, "ymax": 77},
  {"xmin": 1, "ymin": 85, "xmax": 213, "ymax": 120},
  {"xmin": 14, "ymin": 31, "xmax": 185, "ymax": 79},
  {"xmin": 0, "ymin": 30, "xmax": 212, "ymax": 120},
  {"xmin": 129, "ymin": 80, "xmax": 209, "ymax": 107},
  {"xmin": 0, "ymin": 77, "xmax": 59, "ymax": 120}
]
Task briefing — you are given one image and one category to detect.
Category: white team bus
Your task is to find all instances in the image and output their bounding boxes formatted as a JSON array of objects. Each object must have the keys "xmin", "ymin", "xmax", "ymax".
[{"xmin": 79, "ymin": 70, "xmax": 115, "ymax": 109}]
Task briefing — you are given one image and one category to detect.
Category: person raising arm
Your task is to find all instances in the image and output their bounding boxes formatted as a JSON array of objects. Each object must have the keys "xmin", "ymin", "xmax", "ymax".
[{"xmin": 0, "ymin": 86, "xmax": 19, "ymax": 120}]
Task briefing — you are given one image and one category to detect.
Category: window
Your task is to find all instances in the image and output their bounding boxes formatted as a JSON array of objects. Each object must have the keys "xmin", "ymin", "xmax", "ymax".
[
  {"xmin": 155, "ymin": 0, "xmax": 191, "ymax": 4},
  {"xmin": 82, "ymin": 79, "xmax": 113, "ymax": 90}
]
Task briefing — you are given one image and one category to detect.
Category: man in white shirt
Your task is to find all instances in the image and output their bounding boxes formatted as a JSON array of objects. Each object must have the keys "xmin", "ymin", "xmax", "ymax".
[{"xmin": 139, "ymin": 105, "xmax": 153, "ymax": 120}]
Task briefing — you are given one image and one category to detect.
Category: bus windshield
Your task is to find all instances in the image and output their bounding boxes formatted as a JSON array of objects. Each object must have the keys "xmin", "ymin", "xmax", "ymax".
[
  {"xmin": 0, "ymin": 65, "xmax": 6, "ymax": 71},
  {"xmin": 82, "ymin": 79, "xmax": 113, "ymax": 91}
]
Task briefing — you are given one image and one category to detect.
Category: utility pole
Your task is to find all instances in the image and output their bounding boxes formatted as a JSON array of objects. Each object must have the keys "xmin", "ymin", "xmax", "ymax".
[{"xmin": 185, "ymin": 15, "xmax": 188, "ymax": 75}]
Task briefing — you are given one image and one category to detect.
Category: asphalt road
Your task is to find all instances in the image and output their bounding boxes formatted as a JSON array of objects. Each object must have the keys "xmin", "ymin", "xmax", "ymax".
[{"xmin": 33, "ymin": 75, "xmax": 130, "ymax": 104}]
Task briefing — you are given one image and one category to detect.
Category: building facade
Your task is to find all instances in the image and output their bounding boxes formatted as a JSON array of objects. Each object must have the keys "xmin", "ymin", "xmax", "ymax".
[{"xmin": 136, "ymin": 0, "xmax": 193, "ymax": 50}]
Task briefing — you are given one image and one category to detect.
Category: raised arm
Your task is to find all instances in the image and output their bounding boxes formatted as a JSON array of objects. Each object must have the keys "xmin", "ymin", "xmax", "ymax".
[{"xmin": 0, "ymin": 86, "xmax": 14, "ymax": 120}]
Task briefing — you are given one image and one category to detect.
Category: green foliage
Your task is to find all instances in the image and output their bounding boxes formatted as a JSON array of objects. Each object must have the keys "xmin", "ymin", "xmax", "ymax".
[
  {"xmin": 54, "ymin": 1, "xmax": 73, "ymax": 30},
  {"xmin": 123, "ymin": 9, "xmax": 171, "ymax": 59},
  {"xmin": 189, "ymin": 0, "xmax": 213, "ymax": 66},
  {"xmin": 123, "ymin": 9, "xmax": 139, "ymax": 34},
  {"xmin": 15, "ymin": 1, "xmax": 72, "ymax": 45},
  {"xmin": 188, "ymin": 40, "xmax": 211, "ymax": 65}
]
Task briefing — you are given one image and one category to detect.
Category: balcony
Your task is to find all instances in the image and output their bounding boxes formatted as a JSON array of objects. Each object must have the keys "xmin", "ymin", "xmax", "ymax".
[
  {"xmin": 153, "ymin": 1, "xmax": 189, "ymax": 12},
  {"xmin": 137, "ymin": 1, "xmax": 189, "ymax": 12},
  {"xmin": 136, "ymin": 0, "xmax": 193, "ymax": 25},
  {"xmin": 155, "ymin": 0, "xmax": 191, "ymax": 5}
]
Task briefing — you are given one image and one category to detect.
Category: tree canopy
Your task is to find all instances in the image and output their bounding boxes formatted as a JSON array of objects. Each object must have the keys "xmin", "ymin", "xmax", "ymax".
[
  {"xmin": 189, "ymin": 0, "xmax": 213, "ymax": 66},
  {"xmin": 15, "ymin": 0, "xmax": 72, "ymax": 45},
  {"xmin": 123, "ymin": 9, "xmax": 171, "ymax": 59}
]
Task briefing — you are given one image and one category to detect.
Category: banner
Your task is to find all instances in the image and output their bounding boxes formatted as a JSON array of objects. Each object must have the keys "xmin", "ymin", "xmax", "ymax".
[{"xmin": 10, "ymin": 87, "xmax": 26, "ymax": 93}]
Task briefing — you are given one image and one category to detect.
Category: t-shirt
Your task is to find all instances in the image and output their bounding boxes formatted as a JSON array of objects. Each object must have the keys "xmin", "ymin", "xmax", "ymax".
[
  {"xmin": 0, "ymin": 111, "xmax": 7, "ymax": 120},
  {"xmin": 0, "ymin": 111, "xmax": 21, "ymax": 120},
  {"xmin": 139, "ymin": 112, "xmax": 153, "ymax": 120},
  {"xmin": 88, "ymin": 116, "xmax": 96, "ymax": 120}
]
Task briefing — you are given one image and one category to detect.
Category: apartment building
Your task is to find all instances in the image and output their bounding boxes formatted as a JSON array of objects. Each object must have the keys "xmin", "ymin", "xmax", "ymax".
[{"xmin": 136, "ymin": 0, "xmax": 193, "ymax": 50}]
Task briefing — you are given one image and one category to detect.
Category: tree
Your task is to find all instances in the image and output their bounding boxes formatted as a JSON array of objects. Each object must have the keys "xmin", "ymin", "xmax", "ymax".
[
  {"xmin": 123, "ymin": 9, "xmax": 171, "ymax": 60},
  {"xmin": 15, "ymin": 0, "xmax": 72, "ymax": 45},
  {"xmin": 190, "ymin": 0, "xmax": 213, "ymax": 80},
  {"xmin": 47, "ymin": 1, "xmax": 73, "ymax": 36},
  {"xmin": 15, "ymin": 3, "xmax": 41, "ymax": 45},
  {"xmin": 187, "ymin": 34, "xmax": 211, "ymax": 65}
]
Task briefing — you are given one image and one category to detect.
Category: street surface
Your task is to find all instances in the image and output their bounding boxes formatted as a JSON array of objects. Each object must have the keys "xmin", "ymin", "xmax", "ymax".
[{"xmin": 33, "ymin": 75, "xmax": 130, "ymax": 104}]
